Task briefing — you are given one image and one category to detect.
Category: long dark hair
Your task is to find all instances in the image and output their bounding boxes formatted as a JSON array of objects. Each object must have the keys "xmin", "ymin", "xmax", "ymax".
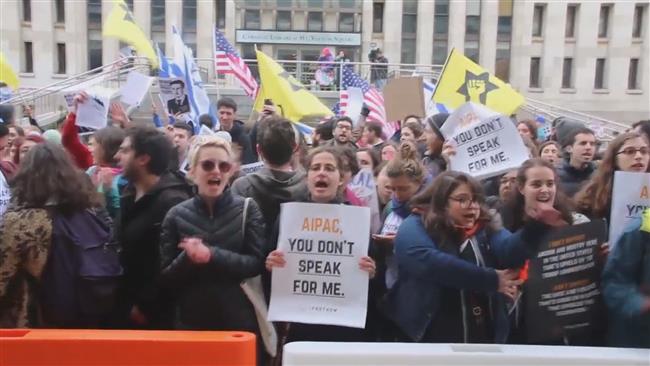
[
  {"xmin": 411, "ymin": 171, "xmax": 491, "ymax": 250},
  {"xmin": 574, "ymin": 132, "xmax": 649, "ymax": 219},
  {"xmin": 12, "ymin": 142, "xmax": 102, "ymax": 214},
  {"xmin": 503, "ymin": 158, "xmax": 574, "ymax": 231},
  {"xmin": 93, "ymin": 127, "xmax": 125, "ymax": 166}
]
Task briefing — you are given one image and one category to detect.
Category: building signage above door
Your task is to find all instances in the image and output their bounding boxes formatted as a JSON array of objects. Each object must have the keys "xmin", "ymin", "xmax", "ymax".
[{"xmin": 236, "ymin": 30, "xmax": 361, "ymax": 46}]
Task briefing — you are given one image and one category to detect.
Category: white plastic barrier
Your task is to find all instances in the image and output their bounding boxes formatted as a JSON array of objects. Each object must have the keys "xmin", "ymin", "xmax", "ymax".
[{"xmin": 282, "ymin": 342, "xmax": 650, "ymax": 366}]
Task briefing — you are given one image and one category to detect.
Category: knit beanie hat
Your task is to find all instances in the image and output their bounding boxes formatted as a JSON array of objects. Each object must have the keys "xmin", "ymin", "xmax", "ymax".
[
  {"xmin": 554, "ymin": 116, "xmax": 585, "ymax": 148},
  {"xmin": 43, "ymin": 129, "xmax": 62, "ymax": 145},
  {"xmin": 425, "ymin": 113, "xmax": 449, "ymax": 141}
]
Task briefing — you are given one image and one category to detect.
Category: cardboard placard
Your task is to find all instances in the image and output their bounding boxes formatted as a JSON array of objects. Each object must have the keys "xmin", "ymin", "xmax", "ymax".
[{"xmin": 383, "ymin": 77, "xmax": 425, "ymax": 122}]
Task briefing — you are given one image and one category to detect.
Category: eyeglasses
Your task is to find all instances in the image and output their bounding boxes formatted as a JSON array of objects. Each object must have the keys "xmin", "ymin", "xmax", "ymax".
[
  {"xmin": 617, "ymin": 147, "xmax": 649, "ymax": 156},
  {"xmin": 449, "ymin": 196, "xmax": 480, "ymax": 209},
  {"xmin": 200, "ymin": 159, "xmax": 232, "ymax": 173},
  {"xmin": 336, "ymin": 124, "xmax": 352, "ymax": 130}
]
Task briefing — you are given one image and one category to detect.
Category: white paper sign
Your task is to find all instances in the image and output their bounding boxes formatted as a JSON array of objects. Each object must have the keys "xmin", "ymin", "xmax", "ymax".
[
  {"xmin": 609, "ymin": 171, "xmax": 650, "ymax": 246},
  {"xmin": 240, "ymin": 161, "xmax": 265, "ymax": 175},
  {"xmin": 76, "ymin": 92, "xmax": 111, "ymax": 130},
  {"xmin": 268, "ymin": 202, "xmax": 370, "ymax": 328},
  {"xmin": 440, "ymin": 104, "xmax": 528, "ymax": 180},
  {"xmin": 348, "ymin": 169, "xmax": 381, "ymax": 234},
  {"xmin": 159, "ymin": 77, "xmax": 190, "ymax": 117},
  {"xmin": 120, "ymin": 71, "xmax": 154, "ymax": 107},
  {"xmin": 63, "ymin": 92, "xmax": 78, "ymax": 112},
  {"xmin": 344, "ymin": 87, "xmax": 364, "ymax": 126}
]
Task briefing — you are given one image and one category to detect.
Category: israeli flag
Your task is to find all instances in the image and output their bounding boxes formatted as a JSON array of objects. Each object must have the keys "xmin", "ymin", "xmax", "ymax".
[{"xmin": 423, "ymin": 80, "xmax": 452, "ymax": 117}]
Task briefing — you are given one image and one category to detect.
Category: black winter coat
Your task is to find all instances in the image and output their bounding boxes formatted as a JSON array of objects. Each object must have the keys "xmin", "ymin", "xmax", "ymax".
[
  {"xmin": 159, "ymin": 189, "xmax": 266, "ymax": 331},
  {"xmin": 557, "ymin": 160, "xmax": 596, "ymax": 197},
  {"xmin": 115, "ymin": 171, "xmax": 192, "ymax": 328}
]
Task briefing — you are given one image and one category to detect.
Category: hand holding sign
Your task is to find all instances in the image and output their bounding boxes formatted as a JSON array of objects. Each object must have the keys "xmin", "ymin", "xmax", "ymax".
[
  {"xmin": 496, "ymin": 269, "xmax": 522, "ymax": 300},
  {"xmin": 526, "ymin": 202, "xmax": 568, "ymax": 227},
  {"xmin": 266, "ymin": 250, "xmax": 286, "ymax": 271}
]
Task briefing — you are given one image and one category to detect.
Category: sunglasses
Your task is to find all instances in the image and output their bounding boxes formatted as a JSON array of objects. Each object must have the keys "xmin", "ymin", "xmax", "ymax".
[{"xmin": 199, "ymin": 159, "xmax": 232, "ymax": 173}]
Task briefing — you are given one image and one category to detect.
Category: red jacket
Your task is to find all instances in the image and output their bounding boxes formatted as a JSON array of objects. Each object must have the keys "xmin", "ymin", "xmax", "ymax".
[{"xmin": 61, "ymin": 113, "xmax": 93, "ymax": 170}]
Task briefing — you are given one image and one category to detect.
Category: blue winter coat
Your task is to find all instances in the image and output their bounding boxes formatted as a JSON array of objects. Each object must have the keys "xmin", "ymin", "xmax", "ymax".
[
  {"xmin": 602, "ymin": 216, "xmax": 650, "ymax": 348},
  {"xmin": 384, "ymin": 214, "xmax": 549, "ymax": 342}
]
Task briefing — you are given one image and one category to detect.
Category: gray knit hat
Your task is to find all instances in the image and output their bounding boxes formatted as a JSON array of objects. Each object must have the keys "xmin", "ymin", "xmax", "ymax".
[{"xmin": 554, "ymin": 116, "xmax": 585, "ymax": 148}]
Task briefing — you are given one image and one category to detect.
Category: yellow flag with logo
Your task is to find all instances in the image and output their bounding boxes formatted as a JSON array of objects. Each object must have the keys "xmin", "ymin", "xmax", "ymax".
[
  {"xmin": 103, "ymin": 0, "xmax": 159, "ymax": 69},
  {"xmin": 433, "ymin": 49, "xmax": 524, "ymax": 115},
  {"xmin": 253, "ymin": 50, "xmax": 332, "ymax": 122},
  {"xmin": 0, "ymin": 52, "xmax": 19, "ymax": 90}
]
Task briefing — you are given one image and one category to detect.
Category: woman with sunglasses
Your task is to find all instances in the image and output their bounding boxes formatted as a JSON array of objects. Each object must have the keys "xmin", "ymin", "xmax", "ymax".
[
  {"xmin": 159, "ymin": 136, "xmax": 266, "ymax": 340},
  {"xmin": 265, "ymin": 146, "xmax": 376, "ymax": 343},
  {"xmin": 384, "ymin": 171, "xmax": 562, "ymax": 344},
  {"xmin": 575, "ymin": 132, "xmax": 650, "ymax": 222}
]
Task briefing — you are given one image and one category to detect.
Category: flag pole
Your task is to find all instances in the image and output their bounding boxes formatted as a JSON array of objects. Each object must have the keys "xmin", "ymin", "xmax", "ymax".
[{"xmin": 212, "ymin": 24, "xmax": 221, "ymax": 102}]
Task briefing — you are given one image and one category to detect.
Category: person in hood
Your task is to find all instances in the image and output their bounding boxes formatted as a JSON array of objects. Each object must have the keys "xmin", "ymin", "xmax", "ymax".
[
  {"xmin": 557, "ymin": 126, "xmax": 597, "ymax": 197},
  {"xmin": 422, "ymin": 113, "xmax": 449, "ymax": 178},
  {"xmin": 113, "ymin": 125, "xmax": 192, "ymax": 329},
  {"xmin": 231, "ymin": 116, "xmax": 308, "ymax": 245},
  {"xmin": 216, "ymin": 97, "xmax": 255, "ymax": 164}
]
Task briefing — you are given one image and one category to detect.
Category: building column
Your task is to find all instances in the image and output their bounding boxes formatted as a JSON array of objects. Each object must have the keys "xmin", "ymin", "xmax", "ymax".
[
  {"xmin": 165, "ymin": 0, "xmax": 183, "ymax": 55},
  {"xmin": 508, "ymin": 0, "xmax": 532, "ymax": 91},
  {"xmin": 448, "ymin": 0, "xmax": 466, "ymax": 53},
  {"xmin": 134, "ymin": 0, "xmax": 151, "ymax": 37},
  {"xmin": 31, "ymin": 0, "xmax": 55, "ymax": 82},
  {"xmin": 608, "ymin": 2, "xmax": 635, "ymax": 93},
  {"xmin": 415, "ymin": 0, "xmax": 434, "ymax": 67},
  {"xmin": 361, "ymin": 0, "xmax": 373, "ymax": 62},
  {"xmin": 540, "ymin": 2, "xmax": 565, "ymax": 91},
  {"xmin": 382, "ymin": 0, "xmax": 402, "ymax": 65},
  {"xmin": 479, "ymin": 0, "xmax": 498, "ymax": 72},
  {"xmin": 225, "ymin": 0, "xmax": 237, "ymax": 42},
  {"xmin": 197, "ymin": 0, "xmax": 215, "ymax": 58},
  {"xmin": 0, "ymin": 1, "xmax": 22, "ymax": 77},
  {"xmin": 573, "ymin": 3, "xmax": 599, "ymax": 94},
  {"xmin": 102, "ymin": 0, "xmax": 119, "ymax": 66}
]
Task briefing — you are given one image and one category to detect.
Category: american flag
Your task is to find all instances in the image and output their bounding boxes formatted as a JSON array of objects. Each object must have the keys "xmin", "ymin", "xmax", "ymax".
[
  {"xmin": 213, "ymin": 28, "xmax": 258, "ymax": 97},
  {"xmin": 340, "ymin": 65, "xmax": 387, "ymax": 126}
]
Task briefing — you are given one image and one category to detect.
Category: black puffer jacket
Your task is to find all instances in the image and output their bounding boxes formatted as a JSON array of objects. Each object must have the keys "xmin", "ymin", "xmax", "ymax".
[
  {"xmin": 557, "ymin": 160, "xmax": 596, "ymax": 197},
  {"xmin": 159, "ymin": 189, "xmax": 266, "ymax": 331}
]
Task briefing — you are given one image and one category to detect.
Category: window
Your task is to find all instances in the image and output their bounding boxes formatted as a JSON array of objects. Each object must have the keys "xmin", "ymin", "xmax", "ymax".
[
  {"xmin": 594, "ymin": 58, "xmax": 606, "ymax": 89},
  {"xmin": 401, "ymin": 39, "xmax": 416, "ymax": 64},
  {"xmin": 56, "ymin": 43, "xmax": 66, "ymax": 74},
  {"xmin": 216, "ymin": 0, "xmax": 226, "ymax": 29},
  {"xmin": 628, "ymin": 58, "xmax": 640, "ymax": 89},
  {"xmin": 307, "ymin": 0, "xmax": 323, "ymax": 7},
  {"xmin": 23, "ymin": 42, "xmax": 33, "ymax": 73},
  {"xmin": 307, "ymin": 12, "xmax": 323, "ymax": 31},
  {"xmin": 339, "ymin": 13, "xmax": 354, "ymax": 32},
  {"xmin": 244, "ymin": 9, "xmax": 261, "ymax": 29},
  {"xmin": 598, "ymin": 5, "xmax": 610, "ymax": 38},
  {"xmin": 496, "ymin": 0, "xmax": 513, "ymax": 81},
  {"xmin": 55, "ymin": 0, "xmax": 65, "ymax": 23},
  {"xmin": 22, "ymin": 0, "xmax": 31, "ymax": 22},
  {"xmin": 277, "ymin": 11, "xmax": 292, "ymax": 30},
  {"xmin": 433, "ymin": 0, "xmax": 449, "ymax": 65},
  {"xmin": 562, "ymin": 58, "xmax": 573, "ymax": 88},
  {"xmin": 373, "ymin": 1, "xmax": 384, "ymax": 33},
  {"xmin": 565, "ymin": 4, "xmax": 577, "ymax": 38},
  {"xmin": 182, "ymin": 0, "xmax": 197, "ymax": 55},
  {"xmin": 88, "ymin": 37, "xmax": 102, "ymax": 70},
  {"xmin": 529, "ymin": 57, "xmax": 541, "ymax": 88},
  {"xmin": 277, "ymin": 0, "xmax": 293, "ymax": 7},
  {"xmin": 465, "ymin": 0, "xmax": 481, "ymax": 63},
  {"xmin": 633, "ymin": 5, "xmax": 644, "ymax": 38},
  {"xmin": 339, "ymin": 0, "xmax": 356, "ymax": 8},
  {"xmin": 532, "ymin": 4, "xmax": 544, "ymax": 37},
  {"xmin": 87, "ymin": 0, "xmax": 102, "ymax": 30}
]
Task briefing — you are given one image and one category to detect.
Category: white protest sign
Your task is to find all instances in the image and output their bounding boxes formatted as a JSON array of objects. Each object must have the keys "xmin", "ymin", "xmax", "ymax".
[
  {"xmin": 348, "ymin": 169, "xmax": 381, "ymax": 234},
  {"xmin": 75, "ymin": 90, "xmax": 111, "ymax": 130},
  {"xmin": 63, "ymin": 92, "xmax": 77, "ymax": 112},
  {"xmin": 344, "ymin": 87, "xmax": 364, "ymax": 126},
  {"xmin": 609, "ymin": 171, "xmax": 650, "ymax": 246},
  {"xmin": 240, "ymin": 161, "xmax": 265, "ymax": 175},
  {"xmin": 268, "ymin": 202, "xmax": 370, "ymax": 328},
  {"xmin": 440, "ymin": 103, "xmax": 528, "ymax": 180},
  {"xmin": 120, "ymin": 71, "xmax": 154, "ymax": 107}
]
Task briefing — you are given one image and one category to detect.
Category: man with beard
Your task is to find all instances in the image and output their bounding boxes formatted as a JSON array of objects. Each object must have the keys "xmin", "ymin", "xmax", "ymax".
[
  {"xmin": 113, "ymin": 126, "xmax": 192, "ymax": 328},
  {"xmin": 325, "ymin": 116, "xmax": 358, "ymax": 150}
]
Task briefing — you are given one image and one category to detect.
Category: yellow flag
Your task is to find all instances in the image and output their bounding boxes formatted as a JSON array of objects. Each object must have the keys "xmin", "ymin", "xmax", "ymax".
[
  {"xmin": 103, "ymin": 0, "xmax": 159, "ymax": 69},
  {"xmin": 641, "ymin": 208, "xmax": 650, "ymax": 233},
  {"xmin": 0, "ymin": 52, "xmax": 19, "ymax": 90},
  {"xmin": 253, "ymin": 50, "xmax": 332, "ymax": 122},
  {"xmin": 433, "ymin": 49, "xmax": 524, "ymax": 115}
]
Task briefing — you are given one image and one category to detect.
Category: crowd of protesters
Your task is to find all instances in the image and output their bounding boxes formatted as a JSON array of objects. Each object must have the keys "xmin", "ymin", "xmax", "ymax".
[{"xmin": 0, "ymin": 95, "xmax": 648, "ymax": 364}]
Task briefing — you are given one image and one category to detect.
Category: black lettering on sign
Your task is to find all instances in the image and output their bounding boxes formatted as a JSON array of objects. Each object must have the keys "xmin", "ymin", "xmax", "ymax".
[
  {"xmin": 293, "ymin": 280, "xmax": 318, "ymax": 294},
  {"xmin": 490, "ymin": 151, "xmax": 508, "ymax": 164},
  {"xmin": 322, "ymin": 282, "xmax": 344, "ymax": 297}
]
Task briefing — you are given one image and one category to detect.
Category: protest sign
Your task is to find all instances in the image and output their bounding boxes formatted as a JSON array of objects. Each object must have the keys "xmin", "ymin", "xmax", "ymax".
[
  {"xmin": 63, "ymin": 92, "xmax": 77, "ymax": 112},
  {"xmin": 440, "ymin": 103, "xmax": 528, "ymax": 180},
  {"xmin": 348, "ymin": 169, "xmax": 381, "ymax": 234},
  {"xmin": 159, "ymin": 77, "xmax": 190, "ymax": 117},
  {"xmin": 240, "ymin": 161, "xmax": 265, "ymax": 175},
  {"xmin": 120, "ymin": 71, "xmax": 154, "ymax": 107},
  {"xmin": 344, "ymin": 87, "xmax": 364, "ymax": 126},
  {"xmin": 268, "ymin": 202, "xmax": 370, "ymax": 328},
  {"xmin": 609, "ymin": 171, "xmax": 650, "ymax": 246},
  {"xmin": 526, "ymin": 220, "xmax": 607, "ymax": 343},
  {"xmin": 383, "ymin": 77, "xmax": 425, "ymax": 122},
  {"xmin": 76, "ymin": 90, "xmax": 111, "ymax": 130}
]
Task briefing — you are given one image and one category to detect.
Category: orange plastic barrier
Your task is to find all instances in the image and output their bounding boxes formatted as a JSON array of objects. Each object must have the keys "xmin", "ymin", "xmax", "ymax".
[{"xmin": 0, "ymin": 329, "xmax": 256, "ymax": 366}]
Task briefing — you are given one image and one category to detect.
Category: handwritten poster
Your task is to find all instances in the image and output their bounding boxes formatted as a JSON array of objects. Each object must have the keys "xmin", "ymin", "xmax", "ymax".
[
  {"xmin": 526, "ymin": 220, "xmax": 607, "ymax": 343},
  {"xmin": 268, "ymin": 202, "xmax": 370, "ymax": 328},
  {"xmin": 440, "ymin": 102, "xmax": 528, "ymax": 179},
  {"xmin": 609, "ymin": 171, "xmax": 650, "ymax": 246}
]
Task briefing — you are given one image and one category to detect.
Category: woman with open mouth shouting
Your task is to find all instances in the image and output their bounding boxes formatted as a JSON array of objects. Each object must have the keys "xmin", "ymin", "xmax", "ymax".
[
  {"xmin": 266, "ymin": 146, "xmax": 377, "ymax": 344},
  {"xmin": 159, "ymin": 136, "xmax": 266, "ymax": 350},
  {"xmin": 384, "ymin": 170, "xmax": 561, "ymax": 344}
]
